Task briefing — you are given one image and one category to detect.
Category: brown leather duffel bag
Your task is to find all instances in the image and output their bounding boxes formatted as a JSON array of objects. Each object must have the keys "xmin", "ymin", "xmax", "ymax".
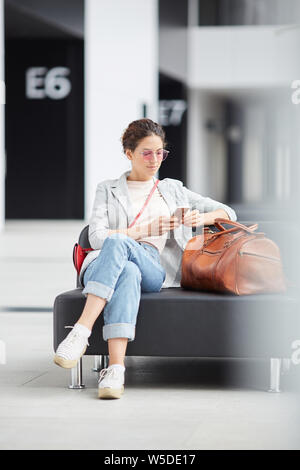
[{"xmin": 181, "ymin": 218, "xmax": 287, "ymax": 295}]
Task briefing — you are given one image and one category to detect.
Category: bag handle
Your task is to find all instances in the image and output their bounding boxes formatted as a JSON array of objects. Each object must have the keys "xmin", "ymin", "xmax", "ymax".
[
  {"xmin": 204, "ymin": 218, "xmax": 265, "ymax": 243},
  {"xmin": 214, "ymin": 218, "xmax": 259, "ymax": 234},
  {"xmin": 128, "ymin": 179, "xmax": 160, "ymax": 229}
]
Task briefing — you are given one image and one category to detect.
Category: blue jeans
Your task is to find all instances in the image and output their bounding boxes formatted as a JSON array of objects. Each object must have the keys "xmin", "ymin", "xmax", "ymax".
[{"xmin": 82, "ymin": 233, "xmax": 166, "ymax": 342}]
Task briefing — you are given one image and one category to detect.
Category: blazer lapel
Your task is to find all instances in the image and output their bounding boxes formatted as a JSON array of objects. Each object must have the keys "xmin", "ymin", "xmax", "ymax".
[
  {"xmin": 110, "ymin": 170, "xmax": 135, "ymax": 226},
  {"xmin": 156, "ymin": 180, "xmax": 177, "ymax": 215},
  {"xmin": 157, "ymin": 179, "xmax": 192, "ymax": 246}
]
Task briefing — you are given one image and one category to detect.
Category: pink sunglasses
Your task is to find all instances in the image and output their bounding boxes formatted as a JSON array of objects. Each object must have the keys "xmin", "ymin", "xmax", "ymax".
[{"xmin": 140, "ymin": 149, "xmax": 169, "ymax": 161}]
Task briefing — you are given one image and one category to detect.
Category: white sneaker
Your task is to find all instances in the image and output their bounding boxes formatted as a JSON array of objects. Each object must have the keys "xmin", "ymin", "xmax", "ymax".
[
  {"xmin": 54, "ymin": 324, "xmax": 90, "ymax": 369},
  {"xmin": 98, "ymin": 365, "xmax": 125, "ymax": 399}
]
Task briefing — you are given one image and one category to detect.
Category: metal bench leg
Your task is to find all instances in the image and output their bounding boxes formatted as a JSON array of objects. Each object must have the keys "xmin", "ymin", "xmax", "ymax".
[
  {"xmin": 100, "ymin": 354, "xmax": 109, "ymax": 369},
  {"xmin": 91, "ymin": 354, "xmax": 109, "ymax": 373},
  {"xmin": 68, "ymin": 358, "xmax": 85, "ymax": 389},
  {"xmin": 92, "ymin": 355, "xmax": 102, "ymax": 372},
  {"xmin": 282, "ymin": 358, "xmax": 291, "ymax": 375},
  {"xmin": 268, "ymin": 358, "xmax": 282, "ymax": 393}
]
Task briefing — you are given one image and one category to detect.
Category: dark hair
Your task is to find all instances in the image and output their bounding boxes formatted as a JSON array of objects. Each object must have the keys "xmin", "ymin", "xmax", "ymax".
[{"xmin": 121, "ymin": 118, "xmax": 166, "ymax": 153}]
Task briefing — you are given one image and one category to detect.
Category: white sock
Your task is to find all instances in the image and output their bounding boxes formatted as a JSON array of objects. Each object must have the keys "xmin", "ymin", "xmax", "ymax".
[
  {"xmin": 108, "ymin": 364, "xmax": 125, "ymax": 372},
  {"xmin": 74, "ymin": 322, "xmax": 91, "ymax": 338}
]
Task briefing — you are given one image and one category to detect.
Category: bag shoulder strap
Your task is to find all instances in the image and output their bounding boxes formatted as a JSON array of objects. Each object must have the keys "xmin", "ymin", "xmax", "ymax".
[{"xmin": 128, "ymin": 179, "xmax": 160, "ymax": 228}]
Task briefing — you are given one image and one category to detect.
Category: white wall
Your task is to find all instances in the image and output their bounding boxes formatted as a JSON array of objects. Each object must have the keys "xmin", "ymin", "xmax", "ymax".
[
  {"xmin": 187, "ymin": 89, "xmax": 227, "ymax": 201},
  {"xmin": 159, "ymin": 27, "xmax": 187, "ymax": 83},
  {"xmin": 84, "ymin": 0, "xmax": 159, "ymax": 219},
  {"xmin": 187, "ymin": 26, "xmax": 300, "ymax": 89},
  {"xmin": 0, "ymin": 0, "xmax": 4, "ymax": 232}
]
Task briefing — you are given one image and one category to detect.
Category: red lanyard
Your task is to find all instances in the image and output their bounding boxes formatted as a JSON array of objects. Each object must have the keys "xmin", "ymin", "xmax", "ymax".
[{"xmin": 128, "ymin": 179, "xmax": 160, "ymax": 229}]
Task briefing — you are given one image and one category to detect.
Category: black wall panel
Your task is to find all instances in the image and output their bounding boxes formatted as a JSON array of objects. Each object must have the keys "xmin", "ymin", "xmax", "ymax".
[
  {"xmin": 5, "ymin": 39, "xmax": 84, "ymax": 219},
  {"xmin": 158, "ymin": 73, "xmax": 187, "ymax": 184}
]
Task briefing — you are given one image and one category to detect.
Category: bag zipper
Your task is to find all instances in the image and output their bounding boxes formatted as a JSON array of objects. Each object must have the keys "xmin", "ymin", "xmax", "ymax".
[{"xmin": 238, "ymin": 250, "xmax": 280, "ymax": 262}]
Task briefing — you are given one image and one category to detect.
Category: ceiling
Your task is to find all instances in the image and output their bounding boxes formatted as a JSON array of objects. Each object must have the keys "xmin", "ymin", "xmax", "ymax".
[{"xmin": 5, "ymin": 0, "xmax": 84, "ymax": 39}]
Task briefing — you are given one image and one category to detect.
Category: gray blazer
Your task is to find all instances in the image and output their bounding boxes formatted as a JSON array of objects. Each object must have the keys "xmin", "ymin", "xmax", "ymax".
[{"xmin": 79, "ymin": 169, "xmax": 237, "ymax": 289}]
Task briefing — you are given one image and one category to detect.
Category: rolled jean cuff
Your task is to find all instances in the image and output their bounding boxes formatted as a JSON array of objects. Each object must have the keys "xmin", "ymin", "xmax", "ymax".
[
  {"xmin": 103, "ymin": 323, "xmax": 136, "ymax": 342},
  {"xmin": 82, "ymin": 280, "xmax": 114, "ymax": 302}
]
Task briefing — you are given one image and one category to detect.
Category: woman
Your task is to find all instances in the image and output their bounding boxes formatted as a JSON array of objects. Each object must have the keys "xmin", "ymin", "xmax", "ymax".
[{"xmin": 54, "ymin": 118, "xmax": 237, "ymax": 399}]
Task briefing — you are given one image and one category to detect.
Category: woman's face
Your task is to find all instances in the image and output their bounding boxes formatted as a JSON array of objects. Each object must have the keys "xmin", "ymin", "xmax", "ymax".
[{"xmin": 125, "ymin": 134, "xmax": 164, "ymax": 179}]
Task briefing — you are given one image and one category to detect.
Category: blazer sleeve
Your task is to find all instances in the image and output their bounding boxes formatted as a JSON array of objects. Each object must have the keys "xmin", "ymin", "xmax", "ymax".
[
  {"xmin": 88, "ymin": 183, "xmax": 110, "ymax": 249},
  {"xmin": 180, "ymin": 183, "xmax": 237, "ymax": 222}
]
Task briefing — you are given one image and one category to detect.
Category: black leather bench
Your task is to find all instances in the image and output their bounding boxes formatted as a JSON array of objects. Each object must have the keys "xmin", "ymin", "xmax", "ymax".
[{"xmin": 53, "ymin": 221, "xmax": 300, "ymax": 392}]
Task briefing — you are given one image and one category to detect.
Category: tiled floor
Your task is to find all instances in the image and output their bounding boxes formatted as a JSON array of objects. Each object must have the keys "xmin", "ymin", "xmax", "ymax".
[{"xmin": 0, "ymin": 221, "xmax": 299, "ymax": 450}]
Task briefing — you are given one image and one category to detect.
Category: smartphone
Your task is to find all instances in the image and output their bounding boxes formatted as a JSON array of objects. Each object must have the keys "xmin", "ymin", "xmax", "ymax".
[{"xmin": 172, "ymin": 207, "xmax": 190, "ymax": 222}]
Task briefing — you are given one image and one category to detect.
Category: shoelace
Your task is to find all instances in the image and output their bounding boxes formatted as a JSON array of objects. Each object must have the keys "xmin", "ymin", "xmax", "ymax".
[
  {"xmin": 98, "ymin": 367, "xmax": 121, "ymax": 384},
  {"xmin": 64, "ymin": 325, "xmax": 90, "ymax": 346}
]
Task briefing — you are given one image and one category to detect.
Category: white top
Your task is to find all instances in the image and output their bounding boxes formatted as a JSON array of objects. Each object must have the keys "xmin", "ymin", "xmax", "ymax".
[{"xmin": 126, "ymin": 177, "xmax": 171, "ymax": 254}]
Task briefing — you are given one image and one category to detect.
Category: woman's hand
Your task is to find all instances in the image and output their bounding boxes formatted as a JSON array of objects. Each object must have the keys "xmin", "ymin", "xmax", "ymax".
[
  {"xmin": 182, "ymin": 209, "xmax": 206, "ymax": 227},
  {"xmin": 145, "ymin": 215, "xmax": 181, "ymax": 237},
  {"xmin": 131, "ymin": 215, "xmax": 181, "ymax": 239}
]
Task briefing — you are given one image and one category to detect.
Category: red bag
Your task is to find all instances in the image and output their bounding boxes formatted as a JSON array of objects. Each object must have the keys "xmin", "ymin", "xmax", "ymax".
[
  {"xmin": 73, "ymin": 243, "xmax": 94, "ymax": 275},
  {"xmin": 73, "ymin": 179, "xmax": 160, "ymax": 274}
]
